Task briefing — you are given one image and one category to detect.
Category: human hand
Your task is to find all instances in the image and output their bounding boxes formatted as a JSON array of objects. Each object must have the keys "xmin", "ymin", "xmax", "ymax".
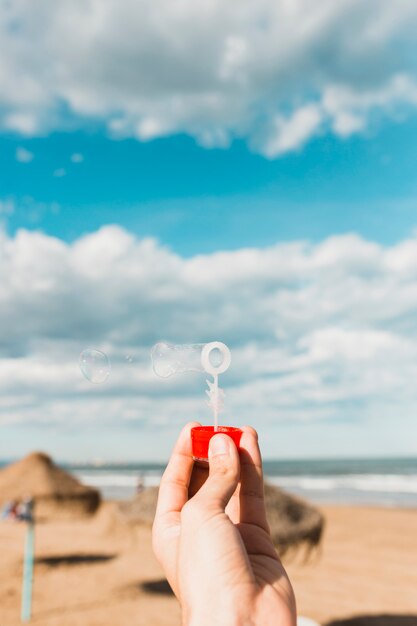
[{"xmin": 152, "ymin": 422, "xmax": 297, "ymax": 626}]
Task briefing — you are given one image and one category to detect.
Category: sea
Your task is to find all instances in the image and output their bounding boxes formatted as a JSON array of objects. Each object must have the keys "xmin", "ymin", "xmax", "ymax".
[{"xmin": 62, "ymin": 457, "xmax": 417, "ymax": 508}]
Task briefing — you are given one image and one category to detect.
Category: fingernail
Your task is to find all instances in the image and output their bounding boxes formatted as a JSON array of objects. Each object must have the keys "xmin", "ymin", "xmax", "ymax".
[{"xmin": 209, "ymin": 434, "xmax": 230, "ymax": 457}]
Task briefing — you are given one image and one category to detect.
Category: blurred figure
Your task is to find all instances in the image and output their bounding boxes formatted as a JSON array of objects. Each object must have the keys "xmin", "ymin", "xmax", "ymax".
[
  {"xmin": 136, "ymin": 474, "xmax": 144, "ymax": 495},
  {"xmin": 1, "ymin": 498, "xmax": 34, "ymax": 522},
  {"xmin": 1, "ymin": 500, "xmax": 15, "ymax": 520},
  {"xmin": 18, "ymin": 497, "xmax": 34, "ymax": 523}
]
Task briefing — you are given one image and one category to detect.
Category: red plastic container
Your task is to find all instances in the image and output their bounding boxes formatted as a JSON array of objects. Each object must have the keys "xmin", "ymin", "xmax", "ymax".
[{"xmin": 191, "ymin": 426, "xmax": 243, "ymax": 461}]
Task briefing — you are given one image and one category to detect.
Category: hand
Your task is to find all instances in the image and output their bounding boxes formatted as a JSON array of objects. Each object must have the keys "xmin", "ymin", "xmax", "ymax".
[{"xmin": 152, "ymin": 422, "xmax": 297, "ymax": 626}]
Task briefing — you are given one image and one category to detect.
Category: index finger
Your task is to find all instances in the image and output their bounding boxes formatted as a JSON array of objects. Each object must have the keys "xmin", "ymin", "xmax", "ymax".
[
  {"xmin": 155, "ymin": 421, "xmax": 200, "ymax": 524},
  {"xmin": 238, "ymin": 426, "xmax": 270, "ymax": 532}
]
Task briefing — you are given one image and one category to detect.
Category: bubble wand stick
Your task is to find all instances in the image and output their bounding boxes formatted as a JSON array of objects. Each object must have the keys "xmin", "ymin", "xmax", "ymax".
[{"xmin": 201, "ymin": 342, "xmax": 230, "ymax": 432}]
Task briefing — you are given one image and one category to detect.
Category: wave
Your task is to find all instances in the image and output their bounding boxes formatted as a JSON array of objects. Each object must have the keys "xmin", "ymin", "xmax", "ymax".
[
  {"xmin": 77, "ymin": 470, "xmax": 417, "ymax": 495},
  {"xmin": 77, "ymin": 471, "xmax": 163, "ymax": 489},
  {"xmin": 269, "ymin": 474, "xmax": 417, "ymax": 494},
  {"xmin": 72, "ymin": 464, "xmax": 417, "ymax": 506}
]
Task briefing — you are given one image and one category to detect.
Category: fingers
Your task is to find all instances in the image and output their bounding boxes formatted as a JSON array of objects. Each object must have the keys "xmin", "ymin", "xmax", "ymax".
[
  {"xmin": 224, "ymin": 481, "xmax": 241, "ymax": 524},
  {"xmin": 180, "ymin": 435, "xmax": 255, "ymax": 596},
  {"xmin": 154, "ymin": 421, "xmax": 199, "ymax": 524},
  {"xmin": 238, "ymin": 426, "xmax": 270, "ymax": 532},
  {"xmin": 188, "ymin": 462, "xmax": 209, "ymax": 499},
  {"xmin": 155, "ymin": 424, "xmax": 268, "ymax": 529},
  {"xmin": 152, "ymin": 421, "xmax": 199, "ymax": 600},
  {"xmin": 189, "ymin": 450, "xmax": 240, "ymax": 523},
  {"xmin": 191, "ymin": 434, "xmax": 240, "ymax": 512}
]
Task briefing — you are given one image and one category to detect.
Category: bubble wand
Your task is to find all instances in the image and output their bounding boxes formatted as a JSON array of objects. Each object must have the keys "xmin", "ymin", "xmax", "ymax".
[{"xmin": 150, "ymin": 340, "xmax": 242, "ymax": 461}]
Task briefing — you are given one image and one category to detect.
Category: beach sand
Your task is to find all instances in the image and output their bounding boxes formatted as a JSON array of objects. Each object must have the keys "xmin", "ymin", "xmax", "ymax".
[{"xmin": 1, "ymin": 503, "xmax": 416, "ymax": 626}]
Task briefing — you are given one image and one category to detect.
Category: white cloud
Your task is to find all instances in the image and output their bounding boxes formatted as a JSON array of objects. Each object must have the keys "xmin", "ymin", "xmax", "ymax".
[
  {"xmin": 1, "ymin": 226, "xmax": 417, "ymax": 459},
  {"xmin": 15, "ymin": 147, "xmax": 34, "ymax": 163},
  {"xmin": 70, "ymin": 153, "xmax": 84, "ymax": 163},
  {"xmin": 0, "ymin": 1, "xmax": 416, "ymax": 156},
  {"xmin": 323, "ymin": 74, "xmax": 417, "ymax": 138},
  {"xmin": 0, "ymin": 199, "xmax": 15, "ymax": 216},
  {"xmin": 5, "ymin": 112, "xmax": 39, "ymax": 135},
  {"xmin": 260, "ymin": 105, "xmax": 323, "ymax": 157},
  {"xmin": 53, "ymin": 168, "xmax": 66, "ymax": 178}
]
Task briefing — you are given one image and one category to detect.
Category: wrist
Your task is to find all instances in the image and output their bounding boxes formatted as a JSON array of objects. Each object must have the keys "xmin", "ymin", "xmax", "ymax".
[
  {"xmin": 185, "ymin": 618, "xmax": 253, "ymax": 626},
  {"xmin": 254, "ymin": 586, "xmax": 297, "ymax": 626},
  {"xmin": 182, "ymin": 605, "xmax": 255, "ymax": 626}
]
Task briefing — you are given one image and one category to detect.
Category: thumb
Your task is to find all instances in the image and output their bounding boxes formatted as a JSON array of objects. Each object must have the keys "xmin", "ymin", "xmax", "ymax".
[{"xmin": 194, "ymin": 434, "xmax": 240, "ymax": 511}]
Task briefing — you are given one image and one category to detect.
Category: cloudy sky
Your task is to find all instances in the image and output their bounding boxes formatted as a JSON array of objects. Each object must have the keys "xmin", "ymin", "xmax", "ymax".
[{"xmin": 1, "ymin": 0, "xmax": 417, "ymax": 461}]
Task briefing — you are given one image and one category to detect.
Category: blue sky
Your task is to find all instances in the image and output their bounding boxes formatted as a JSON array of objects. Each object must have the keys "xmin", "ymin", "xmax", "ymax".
[
  {"xmin": 1, "ymin": 0, "xmax": 417, "ymax": 462},
  {"xmin": 1, "ymin": 117, "xmax": 417, "ymax": 255}
]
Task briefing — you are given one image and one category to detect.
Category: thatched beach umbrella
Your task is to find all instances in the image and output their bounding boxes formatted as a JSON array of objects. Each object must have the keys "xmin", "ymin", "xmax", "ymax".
[
  {"xmin": 263, "ymin": 483, "xmax": 324, "ymax": 555},
  {"xmin": 0, "ymin": 452, "xmax": 100, "ymax": 622},
  {"xmin": 118, "ymin": 482, "xmax": 324, "ymax": 556},
  {"xmin": 0, "ymin": 452, "xmax": 100, "ymax": 520}
]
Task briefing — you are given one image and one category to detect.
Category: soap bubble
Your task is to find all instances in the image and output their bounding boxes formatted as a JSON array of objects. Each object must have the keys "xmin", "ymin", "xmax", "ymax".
[
  {"xmin": 125, "ymin": 354, "xmax": 134, "ymax": 363},
  {"xmin": 79, "ymin": 348, "xmax": 111, "ymax": 384},
  {"xmin": 151, "ymin": 341, "xmax": 231, "ymax": 378},
  {"xmin": 151, "ymin": 342, "xmax": 205, "ymax": 378}
]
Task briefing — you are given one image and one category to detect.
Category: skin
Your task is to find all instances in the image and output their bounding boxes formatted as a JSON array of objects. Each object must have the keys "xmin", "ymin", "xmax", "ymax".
[{"xmin": 152, "ymin": 422, "xmax": 297, "ymax": 626}]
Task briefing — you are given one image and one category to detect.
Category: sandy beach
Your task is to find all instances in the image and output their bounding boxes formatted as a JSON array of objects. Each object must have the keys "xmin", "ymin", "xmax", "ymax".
[{"xmin": 1, "ymin": 502, "xmax": 416, "ymax": 626}]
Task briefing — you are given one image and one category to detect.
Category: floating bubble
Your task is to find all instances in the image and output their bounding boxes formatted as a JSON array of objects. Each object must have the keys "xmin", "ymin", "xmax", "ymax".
[
  {"xmin": 151, "ymin": 341, "xmax": 231, "ymax": 378},
  {"xmin": 151, "ymin": 342, "xmax": 205, "ymax": 378},
  {"xmin": 79, "ymin": 348, "xmax": 111, "ymax": 384},
  {"xmin": 125, "ymin": 354, "xmax": 134, "ymax": 363}
]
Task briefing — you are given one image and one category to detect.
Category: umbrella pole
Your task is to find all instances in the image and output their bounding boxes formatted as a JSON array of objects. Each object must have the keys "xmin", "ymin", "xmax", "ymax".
[{"xmin": 21, "ymin": 521, "xmax": 35, "ymax": 622}]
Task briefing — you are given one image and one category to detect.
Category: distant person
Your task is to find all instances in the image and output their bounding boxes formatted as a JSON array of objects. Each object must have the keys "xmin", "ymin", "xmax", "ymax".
[
  {"xmin": 1, "ymin": 500, "xmax": 19, "ymax": 521},
  {"xmin": 10, "ymin": 500, "xmax": 19, "ymax": 520},
  {"xmin": 136, "ymin": 474, "xmax": 144, "ymax": 495},
  {"xmin": 153, "ymin": 422, "xmax": 297, "ymax": 626},
  {"xmin": 18, "ymin": 497, "xmax": 34, "ymax": 523},
  {"xmin": 1, "ymin": 500, "xmax": 15, "ymax": 520}
]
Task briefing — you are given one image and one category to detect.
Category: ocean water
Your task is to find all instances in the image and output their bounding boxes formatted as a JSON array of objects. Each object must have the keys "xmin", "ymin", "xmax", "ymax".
[{"xmin": 64, "ymin": 457, "xmax": 417, "ymax": 508}]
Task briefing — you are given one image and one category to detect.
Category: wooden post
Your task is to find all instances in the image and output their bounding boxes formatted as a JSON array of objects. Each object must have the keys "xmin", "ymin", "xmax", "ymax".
[{"xmin": 21, "ymin": 521, "xmax": 35, "ymax": 622}]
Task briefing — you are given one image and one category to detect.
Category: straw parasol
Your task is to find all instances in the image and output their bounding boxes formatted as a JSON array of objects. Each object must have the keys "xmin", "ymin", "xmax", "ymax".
[
  {"xmin": 118, "ymin": 482, "xmax": 324, "ymax": 556},
  {"xmin": 264, "ymin": 483, "xmax": 324, "ymax": 555},
  {"xmin": 0, "ymin": 451, "xmax": 100, "ymax": 520}
]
